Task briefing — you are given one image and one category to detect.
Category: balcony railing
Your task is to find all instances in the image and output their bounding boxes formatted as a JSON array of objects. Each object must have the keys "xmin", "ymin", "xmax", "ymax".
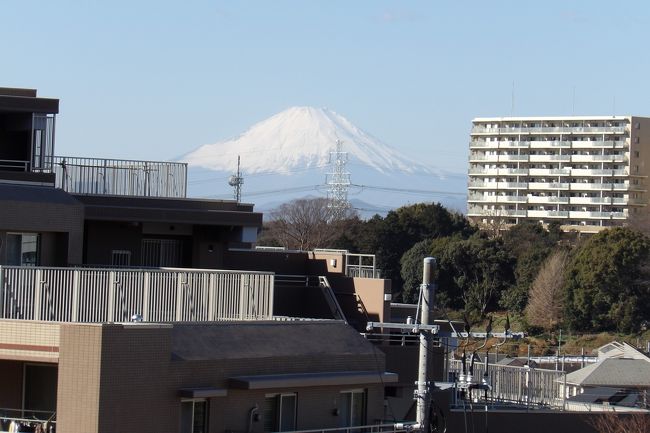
[
  {"xmin": 344, "ymin": 253, "xmax": 381, "ymax": 279},
  {"xmin": 51, "ymin": 156, "xmax": 188, "ymax": 198},
  {"xmin": 0, "ymin": 266, "xmax": 274, "ymax": 323},
  {"xmin": 449, "ymin": 360, "xmax": 566, "ymax": 410},
  {"xmin": 471, "ymin": 125, "xmax": 627, "ymax": 135}
]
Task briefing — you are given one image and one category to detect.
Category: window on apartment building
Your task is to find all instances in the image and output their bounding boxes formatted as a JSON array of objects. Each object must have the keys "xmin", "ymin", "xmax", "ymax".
[
  {"xmin": 264, "ymin": 393, "xmax": 297, "ymax": 432},
  {"xmin": 141, "ymin": 239, "xmax": 183, "ymax": 267},
  {"xmin": 180, "ymin": 399, "xmax": 208, "ymax": 433},
  {"xmin": 635, "ymin": 151, "xmax": 640, "ymax": 158},
  {"xmin": 339, "ymin": 389, "xmax": 366, "ymax": 428},
  {"xmin": 5, "ymin": 233, "xmax": 40, "ymax": 266},
  {"xmin": 111, "ymin": 250, "xmax": 131, "ymax": 267}
]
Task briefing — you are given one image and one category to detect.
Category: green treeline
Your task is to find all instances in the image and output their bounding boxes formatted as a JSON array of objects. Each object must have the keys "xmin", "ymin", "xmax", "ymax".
[
  {"xmin": 259, "ymin": 199, "xmax": 650, "ymax": 334},
  {"xmin": 329, "ymin": 202, "xmax": 650, "ymax": 334}
]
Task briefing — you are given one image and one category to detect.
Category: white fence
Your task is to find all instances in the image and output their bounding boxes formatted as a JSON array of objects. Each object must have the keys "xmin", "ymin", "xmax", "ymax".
[
  {"xmin": 0, "ymin": 266, "xmax": 274, "ymax": 323},
  {"xmin": 450, "ymin": 360, "xmax": 566, "ymax": 409}
]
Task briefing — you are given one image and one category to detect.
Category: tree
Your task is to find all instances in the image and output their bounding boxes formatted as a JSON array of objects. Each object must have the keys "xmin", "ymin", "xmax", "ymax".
[
  {"xmin": 499, "ymin": 221, "xmax": 559, "ymax": 313},
  {"xmin": 399, "ymin": 235, "xmax": 464, "ymax": 306},
  {"xmin": 263, "ymin": 198, "xmax": 357, "ymax": 250},
  {"xmin": 589, "ymin": 411, "xmax": 650, "ymax": 433},
  {"xmin": 369, "ymin": 203, "xmax": 475, "ymax": 294},
  {"xmin": 442, "ymin": 234, "xmax": 515, "ymax": 318},
  {"xmin": 564, "ymin": 227, "xmax": 650, "ymax": 333},
  {"xmin": 525, "ymin": 249, "xmax": 569, "ymax": 331}
]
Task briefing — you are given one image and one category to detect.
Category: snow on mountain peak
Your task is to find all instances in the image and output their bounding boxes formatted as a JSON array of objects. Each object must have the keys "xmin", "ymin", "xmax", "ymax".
[{"xmin": 181, "ymin": 106, "xmax": 433, "ymax": 175}]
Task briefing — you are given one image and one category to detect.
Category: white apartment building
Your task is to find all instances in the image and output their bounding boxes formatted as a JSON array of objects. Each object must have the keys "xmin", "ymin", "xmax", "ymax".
[{"xmin": 467, "ymin": 116, "xmax": 650, "ymax": 233}]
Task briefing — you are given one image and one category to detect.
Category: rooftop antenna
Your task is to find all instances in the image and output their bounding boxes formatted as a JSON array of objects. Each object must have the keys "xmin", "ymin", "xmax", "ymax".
[
  {"xmin": 228, "ymin": 155, "xmax": 244, "ymax": 203},
  {"xmin": 326, "ymin": 139, "xmax": 351, "ymax": 219}
]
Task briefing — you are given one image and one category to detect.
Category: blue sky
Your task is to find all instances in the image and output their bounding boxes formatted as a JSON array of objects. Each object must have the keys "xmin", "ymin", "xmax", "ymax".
[{"xmin": 3, "ymin": 1, "xmax": 650, "ymax": 173}]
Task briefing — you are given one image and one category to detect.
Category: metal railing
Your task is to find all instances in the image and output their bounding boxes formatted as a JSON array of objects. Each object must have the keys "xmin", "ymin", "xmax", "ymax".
[
  {"xmin": 51, "ymin": 156, "xmax": 187, "ymax": 198},
  {"xmin": 345, "ymin": 253, "xmax": 381, "ymax": 279},
  {"xmin": 270, "ymin": 422, "xmax": 419, "ymax": 433},
  {"xmin": 0, "ymin": 266, "xmax": 274, "ymax": 323},
  {"xmin": 450, "ymin": 360, "xmax": 566, "ymax": 410}
]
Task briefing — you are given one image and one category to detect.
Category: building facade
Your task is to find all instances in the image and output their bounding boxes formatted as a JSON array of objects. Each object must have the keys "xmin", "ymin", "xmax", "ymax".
[{"xmin": 468, "ymin": 116, "xmax": 650, "ymax": 233}]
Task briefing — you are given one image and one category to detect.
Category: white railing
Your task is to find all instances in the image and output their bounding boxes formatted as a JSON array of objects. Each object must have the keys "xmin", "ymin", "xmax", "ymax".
[
  {"xmin": 450, "ymin": 361, "xmax": 566, "ymax": 410},
  {"xmin": 51, "ymin": 156, "xmax": 188, "ymax": 198},
  {"xmin": 345, "ymin": 253, "xmax": 381, "ymax": 279},
  {"xmin": 0, "ymin": 266, "xmax": 274, "ymax": 323}
]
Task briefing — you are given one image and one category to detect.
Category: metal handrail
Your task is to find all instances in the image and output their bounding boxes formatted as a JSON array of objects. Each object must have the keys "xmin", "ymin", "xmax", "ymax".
[{"xmin": 0, "ymin": 265, "xmax": 274, "ymax": 323}]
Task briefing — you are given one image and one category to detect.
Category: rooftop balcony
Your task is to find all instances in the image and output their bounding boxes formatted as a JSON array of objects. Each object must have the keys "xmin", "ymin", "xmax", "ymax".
[
  {"xmin": 0, "ymin": 154, "xmax": 188, "ymax": 198},
  {"xmin": 0, "ymin": 265, "xmax": 274, "ymax": 323},
  {"xmin": 52, "ymin": 156, "xmax": 188, "ymax": 198}
]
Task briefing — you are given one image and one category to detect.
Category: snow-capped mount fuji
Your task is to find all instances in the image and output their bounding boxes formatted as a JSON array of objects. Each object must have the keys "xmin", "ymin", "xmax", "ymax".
[
  {"xmin": 181, "ymin": 106, "xmax": 436, "ymax": 175},
  {"xmin": 179, "ymin": 106, "xmax": 468, "ymax": 214}
]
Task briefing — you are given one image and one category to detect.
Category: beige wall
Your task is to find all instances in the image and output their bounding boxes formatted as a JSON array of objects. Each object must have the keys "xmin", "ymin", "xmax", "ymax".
[
  {"xmin": 57, "ymin": 324, "xmax": 102, "ymax": 433},
  {"xmin": 0, "ymin": 320, "xmax": 59, "ymax": 363},
  {"xmin": 53, "ymin": 323, "xmax": 389, "ymax": 433}
]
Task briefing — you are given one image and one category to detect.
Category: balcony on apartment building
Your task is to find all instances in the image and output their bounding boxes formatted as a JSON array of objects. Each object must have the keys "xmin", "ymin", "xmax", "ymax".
[
  {"xmin": 471, "ymin": 123, "xmax": 627, "ymax": 135},
  {"xmin": 0, "ymin": 87, "xmax": 187, "ymax": 199},
  {"xmin": 0, "ymin": 265, "xmax": 274, "ymax": 323}
]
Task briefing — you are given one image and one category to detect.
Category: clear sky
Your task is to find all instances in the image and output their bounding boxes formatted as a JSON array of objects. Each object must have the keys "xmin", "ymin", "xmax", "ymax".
[{"xmin": 3, "ymin": 0, "xmax": 650, "ymax": 173}]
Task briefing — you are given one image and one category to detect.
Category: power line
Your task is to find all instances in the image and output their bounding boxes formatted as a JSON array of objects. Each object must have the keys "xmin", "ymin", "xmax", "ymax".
[{"xmin": 351, "ymin": 184, "xmax": 466, "ymax": 196}]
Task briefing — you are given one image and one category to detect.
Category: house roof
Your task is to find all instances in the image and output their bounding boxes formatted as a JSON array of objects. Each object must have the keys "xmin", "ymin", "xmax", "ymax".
[
  {"xmin": 597, "ymin": 341, "xmax": 649, "ymax": 361},
  {"xmin": 171, "ymin": 320, "xmax": 377, "ymax": 361},
  {"xmin": 565, "ymin": 358, "xmax": 650, "ymax": 388}
]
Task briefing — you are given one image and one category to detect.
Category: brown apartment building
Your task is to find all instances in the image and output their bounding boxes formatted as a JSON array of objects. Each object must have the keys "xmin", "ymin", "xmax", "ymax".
[{"xmin": 0, "ymin": 87, "xmax": 423, "ymax": 433}]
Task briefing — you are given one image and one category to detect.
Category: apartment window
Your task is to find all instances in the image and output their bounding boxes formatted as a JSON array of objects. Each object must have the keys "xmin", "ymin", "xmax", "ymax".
[
  {"xmin": 635, "ymin": 151, "xmax": 640, "ymax": 158},
  {"xmin": 180, "ymin": 399, "xmax": 208, "ymax": 433},
  {"xmin": 264, "ymin": 393, "xmax": 297, "ymax": 432},
  {"xmin": 111, "ymin": 250, "xmax": 131, "ymax": 267},
  {"xmin": 339, "ymin": 389, "xmax": 366, "ymax": 427},
  {"xmin": 141, "ymin": 239, "xmax": 183, "ymax": 267},
  {"xmin": 5, "ymin": 233, "xmax": 39, "ymax": 266}
]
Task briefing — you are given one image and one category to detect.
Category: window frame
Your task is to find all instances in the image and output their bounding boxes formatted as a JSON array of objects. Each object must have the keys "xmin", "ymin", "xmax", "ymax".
[
  {"xmin": 180, "ymin": 398, "xmax": 209, "ymax": 433},
  {"xmin": 264, "ymin": 392, "xmax": 297, "ymax": 432}
]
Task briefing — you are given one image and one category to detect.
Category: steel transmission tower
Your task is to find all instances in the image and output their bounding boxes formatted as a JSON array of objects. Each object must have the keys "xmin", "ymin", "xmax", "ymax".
[
  {"xmin": 326, "ymin": 140, "xmax": 351, "ymax": 219},
  {"xmin": 228, "ymin": 155, "xmax": 244, "ymax": 202}
]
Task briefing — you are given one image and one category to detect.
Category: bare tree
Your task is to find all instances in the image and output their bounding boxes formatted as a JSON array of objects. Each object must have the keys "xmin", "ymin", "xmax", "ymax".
[
  {"xmin": 525, "ymin": 249, "xmax": 569, "ymax": 331},
  {"xmin": 588, "ymin": 410, "xmax": 650, "ymax": 433},
  {"xmin": 477, "ymin": 208, "xmax": 510, "ymax": 239},
  {"xmin": 264, "ymin": 197, "xmax": 356, "ymax": 251}
]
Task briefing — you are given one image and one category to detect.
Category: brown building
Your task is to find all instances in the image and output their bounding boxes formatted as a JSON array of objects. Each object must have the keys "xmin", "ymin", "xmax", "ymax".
[
  {"xmin": 0, "ymin": 319, "xmax": 399, "ymax": 433},
  {"xmin": 0, "ymin": 87, "xmax": 415, "ymax": 433}
]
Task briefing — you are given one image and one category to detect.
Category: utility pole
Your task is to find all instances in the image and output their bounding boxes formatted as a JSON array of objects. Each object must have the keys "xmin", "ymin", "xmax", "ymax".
[
  {"xmin": 416, "ymin": 257, "xmax": 436, "ymax": 433},
  {"xmin": 365, "ymin": 257, "xmax": 439, "ymax": 433},
  {"xmin": 325, "ymin": 140, "xmax": 351, "ymax": 219},
  {"xmin": 228, "ymin": 155, "xmax": 244, "ymax": 203}
]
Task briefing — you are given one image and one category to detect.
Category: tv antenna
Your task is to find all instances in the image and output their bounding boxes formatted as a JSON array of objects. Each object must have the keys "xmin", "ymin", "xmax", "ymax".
[{"xmin": 228, "ymin": 155, "xmax": 244, "ymax": 203}]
